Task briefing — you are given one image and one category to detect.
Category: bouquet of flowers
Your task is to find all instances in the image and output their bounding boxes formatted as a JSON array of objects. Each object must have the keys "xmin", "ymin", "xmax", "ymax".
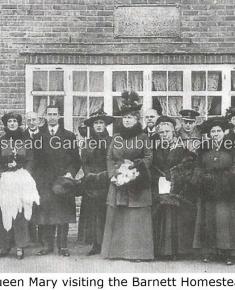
[{"xmin": 111, "ymin": 159, "xmax": 139, "ymax": 187}]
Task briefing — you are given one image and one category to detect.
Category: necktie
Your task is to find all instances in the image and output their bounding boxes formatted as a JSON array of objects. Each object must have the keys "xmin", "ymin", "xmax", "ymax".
[{"xmin": 51, "ymin": 129, "xmax": 54, "ymax": 136}]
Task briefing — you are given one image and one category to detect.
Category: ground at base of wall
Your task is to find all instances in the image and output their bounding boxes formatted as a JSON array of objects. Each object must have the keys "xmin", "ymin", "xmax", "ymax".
[{"xmin": 0, "ymin": 240, "xmax": 234, "ymax": 273}]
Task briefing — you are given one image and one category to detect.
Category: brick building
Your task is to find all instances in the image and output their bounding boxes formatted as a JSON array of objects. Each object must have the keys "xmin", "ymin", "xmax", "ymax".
[
  {"xmin": 1, "ymin": 0, "xmax": 235, "ymax": 133},
  {"xmin": 1, "ymin": 0, "xmax": 235, "ymax": 235}
]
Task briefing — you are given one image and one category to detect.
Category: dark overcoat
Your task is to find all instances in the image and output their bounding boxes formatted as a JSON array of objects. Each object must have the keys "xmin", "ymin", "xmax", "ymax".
[
  {"xmin": 78, "ymin": 132, "xmax": 111, "ymax": 245},
  {"xmin": 106, "ymin": 131, "xmax": 153, "ymax": 208},
  {"xmin": 193, "ymin": 139, "xmax": 235, "ymax": 250},
  {"xmin": 152, "ymin": 144, "xmax": 197, "ymax": 257},
  {"xmin": 33, "ymin": 126, "xmax": 81, "ymax": 225}
]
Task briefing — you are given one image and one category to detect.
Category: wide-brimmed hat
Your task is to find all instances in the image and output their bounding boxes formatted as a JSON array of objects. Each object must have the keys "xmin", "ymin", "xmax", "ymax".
[
  {"xmin": 2, "ymin": 112, "xmax": 22, "ymax": 127},
  {"xmin": 225, "ymin": 106, "xmax": 235, "ymax": 120},
  {"xmin": 120, "ymin": 91, "xmax": 142, "ymax": 115},
  {"xmin": 84, "ymin": 106, "xmax": 114, "ymax": 127},
  {"xmin": 200, "ymin": 117, "xmax": 231, "ymax": 134},
  {"xmin": 179, "ymin": 109, "xmax": 200, "ymax": 121},
  {"xmin": 155, "ymin": 115, "xmax": 176, "ymax": 128}
]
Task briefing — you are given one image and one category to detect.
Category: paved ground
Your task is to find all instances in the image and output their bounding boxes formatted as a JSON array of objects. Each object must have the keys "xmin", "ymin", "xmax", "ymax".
[{"xmin": 0, "ymin": 239, "xmax": 235, "ymax": 273}]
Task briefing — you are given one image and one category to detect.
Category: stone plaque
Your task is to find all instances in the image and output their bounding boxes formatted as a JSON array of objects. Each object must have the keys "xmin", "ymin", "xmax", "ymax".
[{"xmin": 114, "ymin": 6, "xmax": 180, "ymax": 38}]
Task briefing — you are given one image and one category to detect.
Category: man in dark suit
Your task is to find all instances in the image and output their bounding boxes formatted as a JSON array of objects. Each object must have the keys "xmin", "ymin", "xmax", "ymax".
[
  {"xmin": 35, "ymin": 105, "xmax": 81, "ymax": 257},
  {"xmin": 24, "ymin": 111, "xmax": 43, "ymax": 244},
  {"xmin": 143, "ymin": 108, "xmax": 161, "ymax": 139}
]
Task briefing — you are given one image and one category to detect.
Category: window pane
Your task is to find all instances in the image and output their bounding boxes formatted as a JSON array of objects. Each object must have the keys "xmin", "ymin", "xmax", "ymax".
[
  {"xmin": 89, "ymin": 97, "xmax": 104, "ymax": 115},
  {"xmin": 128, "ymin": 71, "xmax": 143, "ymax": 91},
  {"xmin": 208, "ymin": 96, "xmax": 221, "ymax": 116},
  {"xmin": 208, "ymin": 71, "xmax": 222, "ymax": 91},
  {"xmin": 168, "ymin": 96, "xmax": 183, "ymax": 116},
  {"xmin": 49, "ymin": 96, "xmax": 64, "ymax": 115},
  {"xmin": 192, "ymin": 71, "xmax": 206, "ymax": 91},
  {"xmin": 192, "ymin": 96, "xmax": 206, "ymax": 116},
  {"xmin": 73, "ymin": 117, "xmax": 87, "ymax": 137},
  {"xmin": 89, "ymin": 72, "xmax": 104, "ymax": 92},
  {"xmin": 73, "ymin": 96, "xmax": 87, "ymax": 116},
  {"xmin": 49, "ymin": 71, "xmax": 64, "ymax": 91},
  {"xmin": 231, "ymin": 95, "xmax": 235, "ymax": 107},
  {"xmin": 231, "ymin": 71, "xmax": 235, "ymax": 91},
  {"xmin": 73, "ymin": 71, "xmax": 87, "ymax": 92},
  {"xmin": 33, "ymin": 96, "xmax": 47, "ymax": 115},
  {"xmin": 112, "ymin": 71, "xmax": 127, "ymax": 92},
  {"xmin": 152, "ymin": 71, "xmax": 167, "ymax": 91},
  {"xmin": 152, "ymin": 96, "xmax": 166, "ymax": 115},
  {"xmin": 113, "ymin": 95, "xmax": 143, "ymax": 116},
  {"xmin": 33, "ymin": 71, "xmax": 48, "ymax": 91},
  {"xmin": 168, "ymin": 71, "xmax": 183, "ymax": 91}
]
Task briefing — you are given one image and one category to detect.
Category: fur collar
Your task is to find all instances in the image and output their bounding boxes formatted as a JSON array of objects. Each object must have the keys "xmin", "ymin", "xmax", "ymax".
[{"xmin": 118, "ymin": 122, "xmax": 143, "ymax": 139}]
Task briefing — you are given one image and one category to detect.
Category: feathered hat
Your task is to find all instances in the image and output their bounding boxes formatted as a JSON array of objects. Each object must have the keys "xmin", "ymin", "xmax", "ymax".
[{"xmin": 120, "ymin": 91, "xmax": 142, "ymax": 115}]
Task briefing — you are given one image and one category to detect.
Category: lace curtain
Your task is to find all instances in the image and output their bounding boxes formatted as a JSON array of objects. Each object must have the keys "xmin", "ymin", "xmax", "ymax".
[
  {"xmin": 208, "ymin": 96, "xmax": 221, "ymax": 116},
  {"xmin": 168, "ymin": 96, "xmax": 183, "ymax": 116},
  {"xmin": 112, "ymin": 72, "xmax": 127, "ymax": 92},
  {"xmin": 192, "ymin": 96, "xmax": 206, "ymax": 116},
  {"xmin": 89, "ymin": 72, "xmax": 104, "ymax": 92},
  {"xmin": 128, "ymin": 71, "xmax": 143, "ymax": 91},
  {"xmin": 73, "ymin": 71, "xmax": 87, "ymax": 92}
]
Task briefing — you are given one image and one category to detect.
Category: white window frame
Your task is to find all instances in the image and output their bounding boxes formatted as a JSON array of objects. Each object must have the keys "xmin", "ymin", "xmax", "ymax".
[{"xmin": 26, "ymin": 64, "xmax": 235, "ymax": 133}]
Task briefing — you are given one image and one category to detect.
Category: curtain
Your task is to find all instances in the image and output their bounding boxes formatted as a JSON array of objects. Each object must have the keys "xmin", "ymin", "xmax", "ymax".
[
  {"xmin": 49, "ymin": 96, "xmax": 64, "ymax": 115},
  {"xmin": 152, "ymin": 71, "xmax": 167, "ymax": 91},
  {"xmin": 49, "ymin": 71, "xmax": 64, "ymax": 91},
  {"xmin": 33, "ymin": 71, "xmax": 48, "ymax": 91},
  {"xmin": 192, "ymin": 72, "xmax": 206, "ymax": 91},
  {"xmin": 208, "ymin": 71, "xmax": 221, "ymax": 91},
  {"xmin": 73, "ymin": 71, "xmax": 87, "ymax": 92},
  {"xmin": 168, "ymin": 71, "xmax": 183, "ymax": 91},
  {"xmin": 73, "ymin": 96, "xmax": 87, "ymax": 116},
  {"xmin": 208, "ymin": 96, "xmax": 221, "ymax": 116},
  {"xmin": 89, "ymin": 72, "xmax": 104, "ymax": 92},
  {"xmin": 153, "ymin": 96, "xmax": 166, "ymax": 115},
  {"xmin": 128, "ymin": 71, "xmax": 143, "ymax": 91},
  {"xmin": 89, "ymin": 97, "xmax": 104, "ymax": 114},
  {"xmin": 168, "ymin": 96, "xmax": 182, "ymax": 116},
  {"xmin": 192, "ymin": 96, "xmax": 206, "ymax": 116},
  {"xmin": 112, "ymin": 71, "xmax": 127, "ymax": 92},
  {"xmin": 33, "ymin": 96, "xmax": 47, "ymax": 115},
  {"xmin": 231, "ymin": 71, "xmax": 235, "ymax": 91}
]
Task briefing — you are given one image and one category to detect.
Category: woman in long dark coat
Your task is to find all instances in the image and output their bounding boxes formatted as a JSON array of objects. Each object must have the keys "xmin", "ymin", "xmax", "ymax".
[
  {"xmin": 78, "ymin": 108, "xmax": 113, "ymax": 255},
  {"xmin": 0, "ymin": 112, "xmax": 39, "ymax": 259},
  {"xmin": 193, "ymin": 117, "xmax": 235, "ymax": 265},
  {"xmin": 101, "ymin": 91, "xmax": 154, "ymax": 261},
  {"xmin": 153, "ymin": 116, "xmax": 197, "ymax": 260}
]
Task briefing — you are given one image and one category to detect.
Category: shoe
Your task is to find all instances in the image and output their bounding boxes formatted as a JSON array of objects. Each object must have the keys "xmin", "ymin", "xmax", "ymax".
[
  {"xmin": 87, "ymin": 245, "xmax": 101, "ymax": 256},
  {"xmin": 16, "ymin": 248, "xmax": 24, "ymax": 260},
  {"xmin": 202, "ymin": 257, "xmax": 209, "ymax": 263},
  {"xmin": 36, "ymin": 248, "xmax": 53, "ymax": 256},
  {"xmin": 58, "ymin": 248, "xmax": 70, "ymax": 257},
  {"xmin": 0, "ymin": 248, "xmax": 11, "ymax": 257},
  {"xmin": 226, "ymin": 258, "xmax": 233, "ymax": 266}
]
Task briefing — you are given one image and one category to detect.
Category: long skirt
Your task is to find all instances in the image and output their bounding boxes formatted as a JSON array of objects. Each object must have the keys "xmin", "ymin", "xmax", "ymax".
[
  {"xmin": 193, "ymin": 199, "xmax": 235, "ymax": 251},
  {"xmin": 153, "ymin": 200, "xmax": 196, "ymax": 257},
  {"xmin": 0, "ymin": 211, "xmax": 29, "ymax": 249},
  {"xmin": 101, "ymin": 205, "xmax": 154, "ymax": 260},
  {"xmin": 78, "ymin": 194, "xmax": 106, "ymax": 246}
]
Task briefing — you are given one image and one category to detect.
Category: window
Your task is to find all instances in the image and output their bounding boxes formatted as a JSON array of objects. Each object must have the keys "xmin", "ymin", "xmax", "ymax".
[{"xmin": 26, "ymin": 65, "xmax": 234, "ymax": 136}]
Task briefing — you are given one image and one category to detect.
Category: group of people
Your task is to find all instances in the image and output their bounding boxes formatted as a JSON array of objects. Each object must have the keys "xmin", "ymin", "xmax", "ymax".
[{"xmin": 0, "ymin": 90, "xmax": 235, "ymax": 266}]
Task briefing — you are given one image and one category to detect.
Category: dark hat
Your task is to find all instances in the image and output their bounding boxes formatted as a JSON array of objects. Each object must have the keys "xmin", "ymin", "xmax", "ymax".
[
  {"xmin": 179, "ymin": 109, "xmax": 200, "ymax": 121},
  {"xmin": 155, "ymin": 115, "xmax": 176, "ymax": 128},
  {"xmin": 84, "ymin": 106, "xmax": 114, "ymax": 127},
  {"xmin": 120, "ymin": 91, "xmax": 142, "ymax": 115},
  {"xmin": 52, "ymin": 176, "xmax": 79, "ymax": 197},
  {"xmin": 200, "ymin": 117, "xmax": 230, "ymax": 134},
  {"xmin": 225, "ymin": 106, "xmax": 235, "ymax": 120},
  {"xmin": 1, "ymin": 112, "xmax": 22, "ymax": 127}
]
